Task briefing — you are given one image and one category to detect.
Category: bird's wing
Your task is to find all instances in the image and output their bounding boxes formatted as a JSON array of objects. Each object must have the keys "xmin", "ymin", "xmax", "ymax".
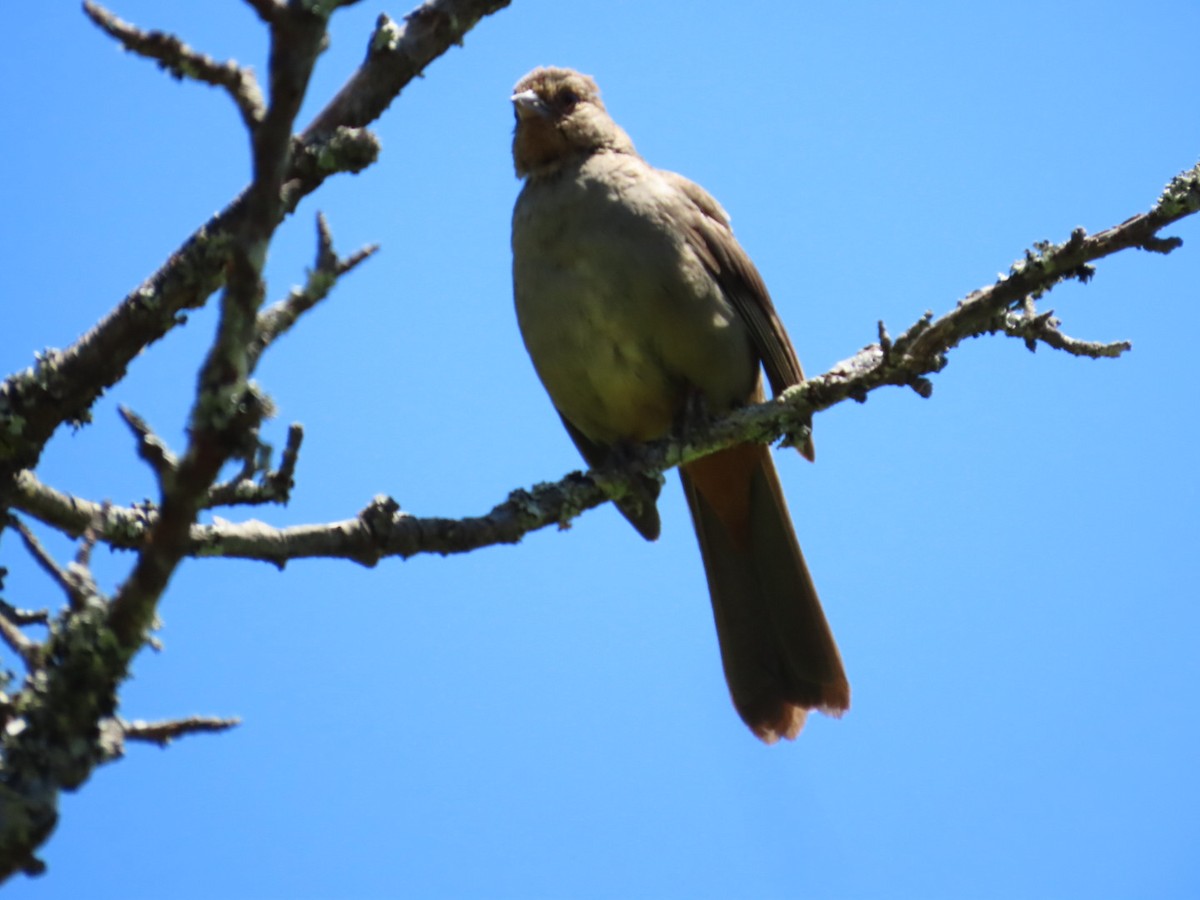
[
  {"xmin": 659, "ymin": 170, "xmax": 806, "ymax": 397},
  {"xmin": 556, "ymin": 411, "xmax": 663, "ymax": 542}
]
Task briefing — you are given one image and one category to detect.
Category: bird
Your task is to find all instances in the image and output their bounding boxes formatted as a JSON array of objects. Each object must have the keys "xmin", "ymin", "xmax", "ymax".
[{"xmin": 510, "ymin": 66, "xmax": 849, "ymax": 743}]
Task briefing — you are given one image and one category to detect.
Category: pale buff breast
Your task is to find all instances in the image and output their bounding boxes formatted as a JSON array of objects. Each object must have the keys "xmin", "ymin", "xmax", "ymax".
[{"xmin": 513, "ymin": 153, "xmax": 758, "ymax": 446}]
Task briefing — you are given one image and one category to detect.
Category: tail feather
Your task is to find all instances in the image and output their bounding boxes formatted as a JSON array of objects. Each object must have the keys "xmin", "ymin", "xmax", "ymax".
[{"xmin": 681, "ymin": 442, "xmax": 849, "ymax": 743}]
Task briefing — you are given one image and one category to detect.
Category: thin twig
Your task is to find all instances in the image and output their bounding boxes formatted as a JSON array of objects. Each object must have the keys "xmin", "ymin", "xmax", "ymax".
[
  {"xmin": 121, "ymin": 715, "xmax": 242, "ymax": 747},
  {"xmin": 5, "ymin": 516, "xmax": 81, "ymax": 608},
  {"xmin": 0, "ymin": 611, "xmax": 40, "ymax": 671},
  {"xmin": 251, "ymin": 213, "xmax": 379, "ymax": 364},
  {"xmin": 204, "ymin": 423, "xmax": 304, "ymax": 508},
  {"xmin": 0, "ymin": 601, "xmax": 49, "ymax": 627},
  {"xmin": 118, "ymin": 406, "xmax": 177, "ymax": 487},
  {"xmin": 83, "ymin": 1, "xmax": 265, "ymax": 130},
  {"xmin": 1002, "ymin": 309, "xmax": 1132, "ymax": 358}
]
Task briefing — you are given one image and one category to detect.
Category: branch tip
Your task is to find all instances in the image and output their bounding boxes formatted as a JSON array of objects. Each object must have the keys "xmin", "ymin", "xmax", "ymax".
[
  {"xmin": 82, "ymin": 2, "xmax": 266, "ymax": 130},
  {"xmin": 1140, "ymin": 235, "xmax": 1183, "ymax": 254},
  {"xmin": 121, "ymin": 715, "xmax": 242, "ymax": 747},
  {"xmin": 118, "ymin": 406, "xmax": 177, "ymax": 486}
]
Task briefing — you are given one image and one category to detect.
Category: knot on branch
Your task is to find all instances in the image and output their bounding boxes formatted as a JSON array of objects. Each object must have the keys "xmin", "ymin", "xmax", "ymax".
[
  {"xmin": 355, "ymin": 494, "xmax": 402, "ymax": 566},
  {"xmin": 291, "ymin": 127, "xmax": 381, "ymax": 182}
]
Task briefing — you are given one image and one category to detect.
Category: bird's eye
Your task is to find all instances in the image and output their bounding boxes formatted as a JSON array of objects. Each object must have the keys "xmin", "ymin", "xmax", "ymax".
[{"xmin": 558, "ymin": 88, "xmax": 580, "ymax": 110}]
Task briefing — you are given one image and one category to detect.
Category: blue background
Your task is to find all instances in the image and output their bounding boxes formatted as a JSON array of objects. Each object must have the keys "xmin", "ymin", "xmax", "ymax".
[{"xmin": 3, "ymin": 2, "xmax": 1198, "ymax": 897}]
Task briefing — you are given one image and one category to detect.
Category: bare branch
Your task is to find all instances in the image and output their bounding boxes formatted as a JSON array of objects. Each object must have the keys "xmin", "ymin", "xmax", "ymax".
[
  {"xmin": 302, "ymin": 0, "xmax": 515, "ymax": 139},
  {"xmin": 105, "ymin": 0, "xmax": 334, "ymax": 649},
  {"xmin": 0, "ymin": 0, "xmax": 398, "ymax": 878},
  {"xmin": 4, "ymin": 515, "xmax": 87, "ymax": 613},
  {"xmin": 120, "ymin": 715, "xmax": 242, "ymax": 747},
  {"xmin": 0, "ymin": 601, "xmax": 49, "ymax": 627},
  {"xmin": 92, "ymin": 171, "xmax": 1200, "ymax": 561},
  {"xmin": 0, "ymin": 606, "xmax": 40, "ymax": 671},
  {"xmin": 10, "ymin": 469, "xmax": 151, "ymax": 542},
  {"xmin": 1002, "ymin": 308, "xmax": 1132, "ymax": 358},
  {"xmin": 0, "ymin": 0, "xmax": 507, "ymax": 518},
  {"xmin": 273, "ymin": 423, "xmax": 304, "ymax": 496},
  {"xmin": 117, "ymin": 406, "xmax": 177, "ymax": 488},
  {"xmin": 65, "ymin": 502, "xmax": 109, "ymax": 610},
  {"xmin": 252, "ymin": 213, "xmax": 379, "ymax": 363},
  {"xmin": 204, "ymin": 423, "xmax": 304, "ymax": 508},
  {"xmin": 6, "ymin": 157, "xmax": 1198, "ymax": 570},
  {"xmin": 96, "ymin": 715, "xmax": 241, "ymax": 765},
  {"xmin": 899, "ymin": 170, "xmax": 1199, "ymax": 367},
  {"xmin": 82, "ymin": 2, "xmax": 266, "ymax": 130}
]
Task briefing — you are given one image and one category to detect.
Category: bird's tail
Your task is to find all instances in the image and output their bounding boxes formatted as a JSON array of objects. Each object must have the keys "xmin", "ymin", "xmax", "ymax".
[{"xmin": 680, "ymin": 442, "xmax": 849, "ymax": 742}]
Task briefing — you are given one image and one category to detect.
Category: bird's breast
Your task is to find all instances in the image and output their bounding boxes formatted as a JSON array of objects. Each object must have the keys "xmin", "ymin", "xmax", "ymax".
[{"xmin": 513, "ymin": 156, "xmax": 757, "ymax": 447}]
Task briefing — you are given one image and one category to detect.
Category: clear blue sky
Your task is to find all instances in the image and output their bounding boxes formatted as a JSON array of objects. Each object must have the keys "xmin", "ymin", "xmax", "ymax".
[{"xmin": 3, "ymin": 2, "xmax": 1198, "ymax": 897}]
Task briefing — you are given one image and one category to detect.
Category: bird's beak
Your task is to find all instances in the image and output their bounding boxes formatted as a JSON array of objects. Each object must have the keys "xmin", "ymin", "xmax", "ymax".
[{"xmin": 511, "ymin": 89, "xmax": 550, "ymax": 120}]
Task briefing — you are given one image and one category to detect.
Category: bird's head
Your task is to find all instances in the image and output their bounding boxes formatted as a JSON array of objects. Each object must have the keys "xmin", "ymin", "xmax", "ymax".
[{"xmin": 511, "ymin": 67, "xmax": 635, "ymax": 179}]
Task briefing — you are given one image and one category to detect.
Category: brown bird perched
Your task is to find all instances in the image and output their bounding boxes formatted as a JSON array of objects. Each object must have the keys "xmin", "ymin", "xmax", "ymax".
[{"xmin": 510, "ymin": 66, "xmax": 849, "ymax": 742}]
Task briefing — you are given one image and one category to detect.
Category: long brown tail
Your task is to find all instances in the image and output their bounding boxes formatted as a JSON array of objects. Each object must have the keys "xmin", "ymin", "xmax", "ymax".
[{"xmin": 680, "ymin": 442, "xmax": 849, "ymax": 743}]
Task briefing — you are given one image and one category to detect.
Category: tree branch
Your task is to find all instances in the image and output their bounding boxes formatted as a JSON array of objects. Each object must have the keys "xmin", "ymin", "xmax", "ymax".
[
  {"xmin": 82, "ymin": 1, "xmax": 266, "ymax": 130},
  {"xmin": 0, "ymin": 0, "xmax": 432, "ymax": 880},
  {"xmin": 0, "ymin": 0, "xmax": 1191, "ymax": 877},
  {"xmin": 106, "ymin": 716, "xmax": 242, "ymax": 753},
  {"xmin": 250, "ymin": 212, "xmax": 379, "ymax": 365},
  {"xmin": 1001, "ymin": 306, "xmax": 1131, "ymax": 357},
  {"xmin": 301, "ymin": 0, "xmax": 515, "ymax": 140},
  {"xmin": 0, "ymin": 602, "xmax": 41, "ymax": 671},
  {"xmin": 105, "ymin": 0, "xmax": 329, "ymax": 652},
  {"xmin": 0, "ymin": 602, "xmax": 49, "ymax": 628},
  {"xmin": 2, "ymin": 516, "xmax": 92, "ymax": 616},
  {"xmin": 9, "ymin": 163, "xmax": 1195, "ymax": 571},
  {"xmin": 117, "ymin": 406, "xmax": 178, "ymax": 489},
  {"xmin": 204, "ymin": 422, "xmax": 304, "ymax": 509},
  {"xmin": 0, "ymin": 0, "xmax": 505, "ymax": 516}
]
